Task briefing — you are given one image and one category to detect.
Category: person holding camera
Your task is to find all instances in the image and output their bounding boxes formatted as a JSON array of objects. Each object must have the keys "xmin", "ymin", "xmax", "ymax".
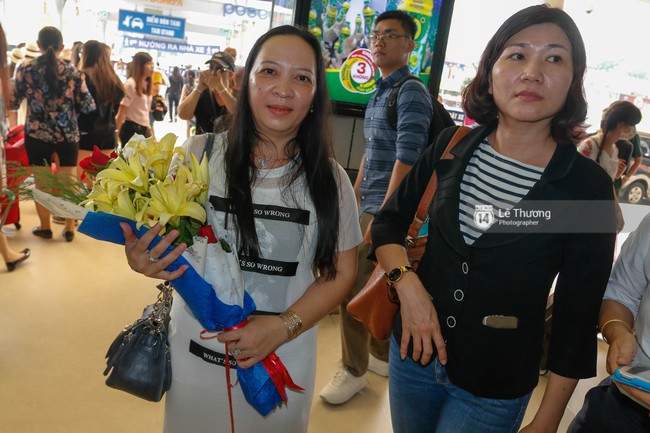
[{"xmin": 177, "ymin": 51, "xmax": 236, "ymax": 134}]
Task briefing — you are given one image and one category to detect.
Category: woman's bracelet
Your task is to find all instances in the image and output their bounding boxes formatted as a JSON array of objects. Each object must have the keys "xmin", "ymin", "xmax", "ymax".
[
  {"xmin": 278, "ymin": 309, "xmax": 303, "ymax": 341},
  {"xmin": 599, "ymin": 318, "xmax": 635, "ymax": 343}
]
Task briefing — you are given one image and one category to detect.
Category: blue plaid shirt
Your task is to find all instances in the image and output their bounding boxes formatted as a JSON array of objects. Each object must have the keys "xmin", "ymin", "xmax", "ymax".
[{"xmin": 359, "ymin": 66, "xmax": 433, "ymax": 215}]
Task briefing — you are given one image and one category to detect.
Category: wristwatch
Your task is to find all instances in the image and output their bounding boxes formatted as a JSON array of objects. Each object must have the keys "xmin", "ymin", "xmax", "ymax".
[{"xmin": 387, "ymin": 265, "xmax": 414, "ymax": 285}]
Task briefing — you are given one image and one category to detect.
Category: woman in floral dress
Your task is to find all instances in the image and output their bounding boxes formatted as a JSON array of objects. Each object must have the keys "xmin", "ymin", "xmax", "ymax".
[{"xmin": 12, "ymin": 26, "xmax": 95, "ymax": 242}]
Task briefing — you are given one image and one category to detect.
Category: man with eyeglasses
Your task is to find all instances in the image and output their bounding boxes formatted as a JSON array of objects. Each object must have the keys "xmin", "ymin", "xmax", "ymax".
[
  {"xmin": 320, "ymin": 9, "xmax": 433, "ymax": 405},
  {"xmin": 177, "ymin": 51, "xmax": 236, "ymax": 135}
]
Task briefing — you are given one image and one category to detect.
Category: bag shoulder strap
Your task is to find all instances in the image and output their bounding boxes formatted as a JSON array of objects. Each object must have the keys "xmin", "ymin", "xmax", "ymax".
[
  {"xmin": 387, "ymin": 75, "xmax": 422, "ymax": 130},
  {"xmin": 592, "ymin": 135, "xmax": 605, "ymax": 163},
  {"xmin": 406, "ymin": 126, "xmax": 472, "ymax": 242},
  {"xmin": 203, "ymin": 132, "xmax": 217, "ymax": 160}
]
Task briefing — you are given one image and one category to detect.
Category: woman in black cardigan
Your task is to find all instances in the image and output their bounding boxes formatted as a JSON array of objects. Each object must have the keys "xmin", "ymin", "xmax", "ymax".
[{"xmin": 372, "ymin": 5, "xmax": 616, "ymax": 433}]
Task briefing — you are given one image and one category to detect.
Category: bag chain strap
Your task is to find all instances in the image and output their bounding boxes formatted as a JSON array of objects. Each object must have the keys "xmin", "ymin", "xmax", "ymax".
[
  {"xmin": 147, "ymin": 281, "xmax": 173, "ymax": 333},
  {"xmin": 120, "ymin": 281, "xmax": 173, "ymax": 340}
]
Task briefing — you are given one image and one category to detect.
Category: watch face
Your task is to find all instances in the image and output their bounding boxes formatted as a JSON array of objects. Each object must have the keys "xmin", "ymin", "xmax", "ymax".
[{"xmin": 388, "ymin": 268, "xmax": 402, "ymax": 282}]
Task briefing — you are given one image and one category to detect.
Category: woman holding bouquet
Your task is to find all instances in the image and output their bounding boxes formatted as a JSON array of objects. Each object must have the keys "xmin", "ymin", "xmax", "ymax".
[{"xmin": 122, "ymin": 26, "xmax": 362, "ymax": 433}]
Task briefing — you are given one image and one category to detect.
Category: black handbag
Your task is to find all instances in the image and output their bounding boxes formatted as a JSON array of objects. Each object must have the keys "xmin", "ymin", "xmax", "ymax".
[{"xmin": 103, "ymin": 281, "xmax": 173, "ymax": 402}]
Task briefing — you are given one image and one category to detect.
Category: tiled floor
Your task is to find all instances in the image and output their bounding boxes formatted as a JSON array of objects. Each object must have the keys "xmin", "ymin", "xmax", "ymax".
[{"xmin": 0, "ymin": 202, "xmax": 610, "ymax": 433}]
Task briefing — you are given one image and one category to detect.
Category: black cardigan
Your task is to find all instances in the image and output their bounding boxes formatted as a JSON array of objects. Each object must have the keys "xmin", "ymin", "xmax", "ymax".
[{"xmin": 371, "ymin": 125, "xmax": 616, "ymax": 399}]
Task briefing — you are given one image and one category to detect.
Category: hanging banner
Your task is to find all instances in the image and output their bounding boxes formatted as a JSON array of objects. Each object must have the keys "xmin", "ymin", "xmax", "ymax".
[{"xmin": 122, "ymin": 36, "xmax": 220, "ymax": 55}]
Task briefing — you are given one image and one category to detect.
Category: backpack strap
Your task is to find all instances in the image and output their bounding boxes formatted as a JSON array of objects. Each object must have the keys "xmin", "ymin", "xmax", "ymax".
[{"xmin": 386, "ymin": 75, "xmax": 423, "ymax": 130}]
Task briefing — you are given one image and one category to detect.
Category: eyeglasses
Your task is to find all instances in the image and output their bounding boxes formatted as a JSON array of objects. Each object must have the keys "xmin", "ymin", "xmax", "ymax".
[{"xmin": 370, "ymin": 33, "xmax": 411, "ymax": 44}]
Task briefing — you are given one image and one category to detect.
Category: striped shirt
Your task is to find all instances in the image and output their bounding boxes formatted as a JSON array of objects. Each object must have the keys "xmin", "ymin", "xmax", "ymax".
[{"xmin": 459, "ymin": 140, "xmax": 544, "ymax": 245}]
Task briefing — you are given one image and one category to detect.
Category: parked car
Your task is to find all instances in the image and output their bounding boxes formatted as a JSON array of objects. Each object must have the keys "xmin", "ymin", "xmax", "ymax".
[{"xmin": 619, "ymin": 132, "xmax": 650, "ymax": 204}]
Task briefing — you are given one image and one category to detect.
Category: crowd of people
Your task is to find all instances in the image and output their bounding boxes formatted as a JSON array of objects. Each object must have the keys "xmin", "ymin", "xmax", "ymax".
[
  {"xmin": 1, "ymin": 4, "xmax": 649, "ymax": 433},
  {"xmin": 2, "ymin": 26, "xmax": 240, "ymax": 248}
]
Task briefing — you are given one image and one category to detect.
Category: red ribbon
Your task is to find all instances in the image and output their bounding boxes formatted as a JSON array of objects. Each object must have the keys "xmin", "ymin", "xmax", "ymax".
[
  {"xmin": 261, "ymin": 352, "xmax": 305, "ymax": 403},
  {"xmin": 200, "ymin": 320, "xmax": 248, "ymax": 433},
  {"xmin": 198, "ymin": 225, "xmax": 218, "ymax": 244},
  {"xmin": 199, "ymin": 319, "xmax": 248, "ymax": 340},
  {"xmin": 224, "ymin": 343, "xmax": 236, "ymax": 433},
  {"xmin": 199, "ymin": 318, "xmax": 304, "ymax": 430}
]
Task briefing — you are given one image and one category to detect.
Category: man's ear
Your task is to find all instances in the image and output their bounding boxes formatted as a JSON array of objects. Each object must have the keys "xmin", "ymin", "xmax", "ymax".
[{"xmin": 407, "ymin": 38, "xmax": 415, "ymax": 53}]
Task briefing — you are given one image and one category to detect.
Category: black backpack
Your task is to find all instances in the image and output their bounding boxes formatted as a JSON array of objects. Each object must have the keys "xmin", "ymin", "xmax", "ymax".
[{"xmin": 386, "ymin": 75, "xmax": 455, "ymax": 146}]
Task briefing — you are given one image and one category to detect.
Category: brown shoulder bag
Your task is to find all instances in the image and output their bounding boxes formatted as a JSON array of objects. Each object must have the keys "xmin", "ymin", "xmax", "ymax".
[{"xmin": 346, "ymin": 126, "xmax": 471, "ymax": 341}]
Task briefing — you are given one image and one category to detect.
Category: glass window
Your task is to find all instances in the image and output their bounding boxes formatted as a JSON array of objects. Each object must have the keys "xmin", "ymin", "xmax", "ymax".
[{"xmin": 439, "ymin": 0, "xmax": 650, "ymax": 133}]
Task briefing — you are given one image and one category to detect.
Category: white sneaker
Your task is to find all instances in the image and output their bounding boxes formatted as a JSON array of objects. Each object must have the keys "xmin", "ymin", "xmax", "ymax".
[
  {"xmin": 368, "ymin": 356, "xmax": 389, "ymax": 377},
  {"xmin": 319, "ymin": 367, "xmax": 368, "ymax": 405}
]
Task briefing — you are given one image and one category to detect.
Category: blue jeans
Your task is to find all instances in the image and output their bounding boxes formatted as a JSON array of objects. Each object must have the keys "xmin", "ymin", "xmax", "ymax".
[{"xmin": 389, "ymin": 336, "xmax": 531, "ymax": 433}]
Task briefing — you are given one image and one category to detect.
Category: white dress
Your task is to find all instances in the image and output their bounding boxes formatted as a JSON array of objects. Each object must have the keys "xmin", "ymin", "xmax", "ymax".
[{"xmin": 163, "ymin": 133, "xmax": 362, "ymax": 433}]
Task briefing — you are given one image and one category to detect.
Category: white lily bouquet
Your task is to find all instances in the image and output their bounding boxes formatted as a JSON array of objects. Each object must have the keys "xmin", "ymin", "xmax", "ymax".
[
  {"xmin": 82, "ymin": 133, "xmax": 209, "ymax": 247},
  {"xmin": 68, "ymin": 133, "xmax": 247, "ymax": 308}
]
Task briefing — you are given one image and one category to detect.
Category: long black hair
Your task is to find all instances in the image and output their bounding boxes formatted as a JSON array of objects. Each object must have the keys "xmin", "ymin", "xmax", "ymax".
[
  {"xmin": 171, "ymin": 66, "xmax": 182, "ymax": 81},
  {"xmin": 225, "ymin": 25, "xmax": 339, "ymax": 280},
  {"xmin": 463, "ymin": 4, "xmax": 587, "ymax": 144},
  {"xmin": 37, "ymin": 26, "xmax": 63, "ymax": 98},
  {"xmin": 80, "ymin": 40, "xmax": 124, "ymax": 105}
]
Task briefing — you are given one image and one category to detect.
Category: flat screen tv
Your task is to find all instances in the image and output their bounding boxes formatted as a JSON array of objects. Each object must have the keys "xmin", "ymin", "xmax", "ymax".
[{"xmin": 295, "ymin": 0, "xmax": 454, "ymax": 117}]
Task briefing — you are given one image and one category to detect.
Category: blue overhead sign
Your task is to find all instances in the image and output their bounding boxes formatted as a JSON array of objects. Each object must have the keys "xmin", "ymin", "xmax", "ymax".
[
  {"xmin": 118, "ymin": 9, "xmax": 185, "ymax": 39},
  {"xmin": 122, "ymin": 37, "xmax": 220, "ymax": 56}
]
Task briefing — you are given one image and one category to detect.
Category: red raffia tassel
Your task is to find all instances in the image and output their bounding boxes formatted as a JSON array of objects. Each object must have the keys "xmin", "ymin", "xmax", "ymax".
[
  {"xmin": 261, "ymin": 352, "xmax": 304, "ymax": 403},
  {"xmin": 200, "ymin": 319, "xmax": 249, "ymax": 433}
]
